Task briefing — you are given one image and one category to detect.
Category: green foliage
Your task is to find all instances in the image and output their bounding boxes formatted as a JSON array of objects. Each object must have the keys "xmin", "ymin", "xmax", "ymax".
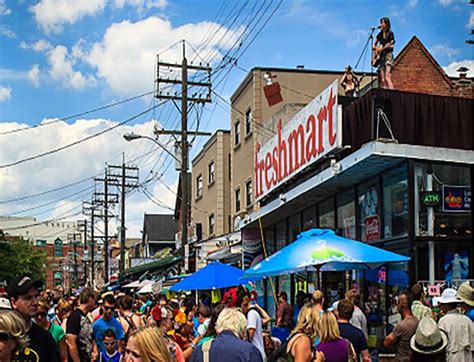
[{"xmin": 0, "ymin": 237, "xmax": 47, "ymax": 284}]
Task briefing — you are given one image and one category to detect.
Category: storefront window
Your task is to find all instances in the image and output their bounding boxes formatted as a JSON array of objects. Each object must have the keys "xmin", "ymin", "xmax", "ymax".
[
  {"xmin": 415, "ymin": 163, "xmax": 471, "ymax": 237},
  {"xmin": 383, "ymin": 164, "xmax": 408, "ymax": 239},
  {"xmin": 289, "ymin": 214, "xmax": 301, "ymax": 243},
  {"xmin": 358, "ymin": 180, "xmax": 381, "ymax": 242},
  {"xmin": 337, "ymin": 188, "xmax": 356, "ymax": 239},
  {"xmin": 302, "ymin": 206, "xmax": 317, "ymax": 231},
  {"xmin": 275, "ymin": 221, "xmax": 287, "ymax": 252},
  {"xmin": 319, "ymin": 198, "xmax": 335, "ymax": 229},
  {"xmin": 264, "ymin": 227, "xmax": 275, "ymax": 257}
]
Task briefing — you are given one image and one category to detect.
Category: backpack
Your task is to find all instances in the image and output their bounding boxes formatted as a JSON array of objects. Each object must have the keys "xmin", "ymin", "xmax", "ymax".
[{"xmin": 268, "ymin": 333, "xmax": 308, "ymax": 362}]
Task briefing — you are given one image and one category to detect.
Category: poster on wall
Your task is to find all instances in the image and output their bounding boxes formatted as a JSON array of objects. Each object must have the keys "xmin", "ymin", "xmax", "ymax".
[
  {"xmin": 442, "ymin": 185, "xmax": 471, "ymax": 213},
  {"xmin": 362, "ymin": 186, "xmax": 380, "ymax": 241},
  {"xmin": 444, "ymin": 252, "xmax": 469, "ymax": 281}
]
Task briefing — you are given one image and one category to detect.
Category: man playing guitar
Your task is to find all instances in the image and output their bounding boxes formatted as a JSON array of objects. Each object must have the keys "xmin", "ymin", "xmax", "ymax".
[{"xmin": 373, "ymin": 17, "xmax": 395, "ymax": 89}]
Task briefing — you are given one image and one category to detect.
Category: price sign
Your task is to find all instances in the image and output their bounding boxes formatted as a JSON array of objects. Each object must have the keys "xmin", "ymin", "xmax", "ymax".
[{"xmin": 427, "ymin": 285, "xmax": 440, "ymax": 297}]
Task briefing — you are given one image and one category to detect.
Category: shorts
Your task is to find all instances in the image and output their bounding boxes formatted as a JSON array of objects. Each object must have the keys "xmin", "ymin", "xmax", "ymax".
[{"xmin": 378, "ymin": 51, "xmax": 394, "ymax": 71}]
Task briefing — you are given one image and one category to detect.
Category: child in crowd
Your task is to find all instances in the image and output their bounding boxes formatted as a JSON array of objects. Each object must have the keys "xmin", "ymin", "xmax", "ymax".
[{"xmin": 99, "ymin": 328, "xmax": 122, "ymax": 362}]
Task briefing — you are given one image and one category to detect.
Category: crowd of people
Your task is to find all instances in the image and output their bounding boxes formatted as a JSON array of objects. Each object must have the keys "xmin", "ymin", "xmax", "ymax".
[{"xmin": 0, "ymin": 274, "xmax": 472, "ymax": 361}]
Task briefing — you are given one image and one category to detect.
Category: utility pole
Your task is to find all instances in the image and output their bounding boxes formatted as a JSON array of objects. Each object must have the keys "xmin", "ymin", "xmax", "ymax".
[
  {"xmin": 68, "ymin": 232, "xmax": 82, "ymax": 289},
  {"xmin": 77, "ymin": 220, "xmax": 87, "ymax": 283},
  {"xmin": 155, "ymin": 40, "xmax": 212, "ymax": 272},
  {"xmin": 108, "ymin": 156, "xmax": 139, "ymax": 275}
]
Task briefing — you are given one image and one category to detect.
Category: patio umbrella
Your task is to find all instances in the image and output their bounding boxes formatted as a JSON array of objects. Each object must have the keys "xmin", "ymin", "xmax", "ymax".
[
  {"xmin": 243, "ymin": 228, "xmax": 409, "ymax": 280},
  {"xmin": 170, "ymin": 261, "xmax": 251, "ymax": 291}
]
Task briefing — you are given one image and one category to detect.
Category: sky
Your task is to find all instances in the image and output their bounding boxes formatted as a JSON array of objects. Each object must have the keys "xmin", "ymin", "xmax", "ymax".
[{"xmin": 0, "ymin": 0, "xmax": 472, "ymax": 239}]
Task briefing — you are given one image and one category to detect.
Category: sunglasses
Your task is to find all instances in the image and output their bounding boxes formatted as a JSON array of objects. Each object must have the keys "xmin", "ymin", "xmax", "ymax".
[
  {"xmin": 104, "ymin": 306, "xmax": 114, "ymax": 311},
  {"xmin": 104, "ymin": 341, "xmax": 116, "ymax": 346},
  {"xmin": 0, "ymin": 332, "xmax": 11, "ymax": 341}
]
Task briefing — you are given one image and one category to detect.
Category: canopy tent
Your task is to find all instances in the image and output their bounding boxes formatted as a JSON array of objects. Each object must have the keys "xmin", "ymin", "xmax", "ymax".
[
  {"xmin": 243, "ymin": 229, "xmax": 409, "ymax": 281},
  {"xmin": 170, "ymin": 261, "xmax": 252, "ymax": 291},
  {"xmin": 123, "ymin": 279, "xmax": 152, "ymax": 289}
]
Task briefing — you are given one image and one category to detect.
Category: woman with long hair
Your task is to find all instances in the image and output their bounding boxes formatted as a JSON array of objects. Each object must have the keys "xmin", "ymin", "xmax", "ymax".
[
  {"xmin": 124, "ymin": 327, "xmax": 172, "ymax": 362},
  {"xmin": 54, "ymin": 298, "xmax": 72, "ymax": 331},
  {"xmin": 0, "ymin": 309, "xmax": 27, "ymax": 362},
  {"xmin": 315, "ymin": 311, "xmax": 356, "ymax": 362},
  {"xmin": 285, "ymin": 303, "xmax": 324, "ymax": 362},
  {"xmin": 373, "ymin": 17, "xmax": 395, "ymax": 89},
  {"xmin": 35, "ymin": 298, "xmax": 68, "ymax": 362}
]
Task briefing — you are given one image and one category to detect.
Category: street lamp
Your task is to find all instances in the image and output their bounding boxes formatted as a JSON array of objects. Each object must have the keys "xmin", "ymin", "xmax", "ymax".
[{"xmin": 123, "ymin": 132, "xmax": 180, "ymax": 163}]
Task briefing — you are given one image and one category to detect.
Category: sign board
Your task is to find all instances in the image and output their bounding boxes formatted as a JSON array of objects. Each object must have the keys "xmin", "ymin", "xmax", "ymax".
[
  {"xmin": 254, "ymin": 80, "xmax": 341, "ymax": 200},
  {"xmin": 378, "ymin": 267, "xmax": 387, "ymax": 284},
  {"xmin": 365, "ymin": 215, "xmax": 380, "ymax": 241},
  {"xmin": 427, "ymin": 285, "xmax": 440, "ymax": 297},
  {"xmin": 442, "ymin": 185, "xmax": 471, "ymax": 212},
  {"xmin": 420, "ymin": 191, "xmax": 441, "ymax": 207}
]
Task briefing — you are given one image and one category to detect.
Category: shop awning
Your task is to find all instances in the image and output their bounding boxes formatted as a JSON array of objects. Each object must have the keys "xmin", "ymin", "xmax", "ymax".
[
  {"xmin": 243, "ymin": 140, "xmax": 474, "ymax": 229},
  {"xmin": 123, "ymin": 255, "xmax": 182, "ymax": 278}
]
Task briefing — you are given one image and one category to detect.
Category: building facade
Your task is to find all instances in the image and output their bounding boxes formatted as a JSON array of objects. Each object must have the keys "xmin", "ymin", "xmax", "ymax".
[{"xmin": 238, "ymin": 36, "xmax": 473, "ymax": 348}]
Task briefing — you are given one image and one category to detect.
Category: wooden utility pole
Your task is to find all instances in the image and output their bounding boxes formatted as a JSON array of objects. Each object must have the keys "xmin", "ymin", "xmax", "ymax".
[
  {"xmin": 155, "ymin": 40, "xmax": 211, "ymax": 272},
  {"xmin": 108, "ymin": 156, "xmax": 139, "ymax": 275}
]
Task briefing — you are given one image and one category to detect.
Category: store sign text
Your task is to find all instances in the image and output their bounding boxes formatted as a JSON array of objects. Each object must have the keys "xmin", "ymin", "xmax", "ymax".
[{"xmin": 254, "ymin": 81, "xmax": 340, "ymax": 200}]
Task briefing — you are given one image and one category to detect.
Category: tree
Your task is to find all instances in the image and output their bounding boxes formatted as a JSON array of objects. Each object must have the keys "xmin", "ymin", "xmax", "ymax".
[{"xmin": 0, "ymin": 237, "xmax": 47, "ymax": 284}]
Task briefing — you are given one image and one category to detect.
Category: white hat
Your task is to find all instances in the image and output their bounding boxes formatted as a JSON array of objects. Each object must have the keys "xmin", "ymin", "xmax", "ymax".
[
  {"xmin": 456, "ymin": 282, "xmax": 474, "ymax": 307},
  {"xmin": 0, "ymin": 297, "xmax": 12, "ymax": 310},
  {"xmin": 434, "ymin": 288, "xmax": 461, "ymax": 304},
  {"xmin": 410, "ymin": 317, "xmax": 448, "ymax": 355}
]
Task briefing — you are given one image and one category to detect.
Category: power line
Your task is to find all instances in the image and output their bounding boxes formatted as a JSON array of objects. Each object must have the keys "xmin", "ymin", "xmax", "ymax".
[
  {"xmin": 0, "ymin": 102, "xmax": 165, "ymax": 170},
  {"xmin": 0, "ymin": 90, "xmax": 155, "ymax": 136}
]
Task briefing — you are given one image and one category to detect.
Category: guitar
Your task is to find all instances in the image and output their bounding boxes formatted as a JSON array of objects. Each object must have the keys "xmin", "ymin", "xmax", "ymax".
[{"xmin": 371, "ymin": 43, "xmax": 392, "ymax": 68}]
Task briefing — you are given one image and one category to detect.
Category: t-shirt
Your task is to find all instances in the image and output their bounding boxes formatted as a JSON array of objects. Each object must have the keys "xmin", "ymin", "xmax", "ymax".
[
  {"xmin": 247, "ymin": 309, "xmax": 265, "ymax": 361},
  {"xmin": 277, "ymin": 301, "xmax": 293, "ymax": 328},
  {"xmin": 99, "ymin": 350, "xmax": 122, "ymax": 362},
  {"xmin": 316, "ymin": 337, "xmax": 349, "ymax": 362},
  {"xmin": 49, "ymin": 322, "xmax": 66, "ymax": 347},
  {"xmin": 376, "ymin": 30, "xmax": 395, "ymax": 55},
  {"xmin": 197, "ymin": 319, "xmax": 210, "ymax": 337},
  {"xmin": 13, "ymin": 322, "xmax": 61, "ymax": 362},
  {"xmin": 392, "ymin": 315, "xmax": 419, "ymax": 362},
  {"xmin": 66, "ymin": 308, "xmax": 93, "ymax": 362},
  {"xmin": 93, "ymin": 317, "xmax": 125, "ymax": 353},
  {"xmin": 338, "ymin": 322, "xmax": 367, "ymax": 361}
]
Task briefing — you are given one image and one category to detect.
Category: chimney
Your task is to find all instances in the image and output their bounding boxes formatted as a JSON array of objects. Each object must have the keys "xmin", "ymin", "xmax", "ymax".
[
  {"xmin": 457, "ymin": 66, "xmax": 469, "ymax": 79},
  {"xmin": 296, "ymin": 65, "xmax": 305, "ymax": 69}
]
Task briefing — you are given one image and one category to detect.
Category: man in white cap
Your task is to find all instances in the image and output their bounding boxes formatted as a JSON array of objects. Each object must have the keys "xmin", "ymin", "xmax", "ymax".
[
  {"xmin": 456, "ymin": 282, "xmax": 474, "ymax": 322},
  {"xmin": 436, "ymin": 288, "xmax": 473, "ymax": 362}
]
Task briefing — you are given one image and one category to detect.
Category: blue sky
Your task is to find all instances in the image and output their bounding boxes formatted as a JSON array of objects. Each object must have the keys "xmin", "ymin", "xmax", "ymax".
[{"xmin": 0, "ymin": 0, "xmax": 472, "ymax": 237}]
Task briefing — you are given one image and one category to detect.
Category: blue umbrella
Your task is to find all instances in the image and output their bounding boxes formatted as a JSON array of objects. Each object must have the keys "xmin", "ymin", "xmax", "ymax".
[
  {"xmin": 243, "ymin": 228, "xmax": 409, "ymax": 279},
  {"xmin": 170, "ymin": 261, "xmax": 252, "ymax": 291}
]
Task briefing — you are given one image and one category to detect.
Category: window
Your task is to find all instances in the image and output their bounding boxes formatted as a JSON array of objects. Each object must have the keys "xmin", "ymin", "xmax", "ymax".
[
  {"xmin": 208, "ymin": 161, "xmax": 215, "ymax": 185},
  {"xmin": 54, "ymin": 238, "xmax": 63, "ymax": 257},
  {"xmin": 319, "ymin": 198, "xmax": 335, "ymax": 229},
  {"xmin": 245, "ymin": 180, "xmax": 253, "ymax": 207},
  {"xmin": 234, "ymin": 121, "xmax": 241, "ymax": 146},
  {"xmin": 245, "ymin": 108, "xmax": 252, "ymax": 135},
  {"xmin": 383, "ymin": 164, "xmax": 408, "ymax": 238},
  {"xmin": 337, "ymin": 188, "xmax": 356, "ymax": 239},
  {"xmin": 208, "ymin": 213, "xmax": 215, "ymax": 236},
  {"xmin": 358, "ymin": 179, "xmax": 381, "ymax": 242},
  {"xmin": 35, "ymin": 239, "xmax": 46, "ymax": 247},
  {"xmin": 415, "ymin": 163, "xmax": 471, "ymax": 237},
  {"xmin": 196, "ymin": 174, "xmax": 203, "ymax": 198},
  {"xmin": 235, "ymin": 188, "xmax": 241, "ymax": 212},
  {"xmin": 303, "ymin": 206, "xmax": 317, "ymax": 231}
]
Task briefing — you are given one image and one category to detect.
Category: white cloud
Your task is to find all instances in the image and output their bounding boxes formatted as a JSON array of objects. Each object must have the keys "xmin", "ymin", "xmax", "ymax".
[
  {"xmin": 113, "ymin": 0, "xmax": 167, "ymax": 12},
  {"xmin": 0, "ymin": 118, "xmax": 175, "ymax": 237},
  {"xmin": 28, "ymin": 64, "xmax": 41, "ymax": 87},
  {"xmin": 0, "ymin": 85, "xmax": 12, "ymax": 102},
  {"xmin": 30, "ymin": 0, "xmax": 107, "ymax": 34},
  {"xmin": 85, "ymin": 16, "xmax": 244, "ymax": 96},
  {"xmin": 468, "ymin": 12, "xmax": 474, "ymax": 28},
  {"xmin": 0, "ymin": 25, "xmax": 15, "ymax": 38},
  {"xmin": 20, "ymin": 39, "xmax": 53, "ymax": 52},
  {"xmin": 430, "ymin": 44, "xmax": 460, "ymax": 61},
  {"xmin": 47, "ymin": 45, "xmax": 96, "ymax": 89},
  {"xmin": 407, "ymin": 0, "xmax": 418, "ymax": 8},
  {"xmin": 438, "ymin": 0, "xmax": 454, "ymax": 6},
  {"xmin": 0, "ymin": 0, "xmax": 10, "ymax": 15},
  {"xmin": 443, "ymin": 60, "xmax": 474, "ymax": 77}
]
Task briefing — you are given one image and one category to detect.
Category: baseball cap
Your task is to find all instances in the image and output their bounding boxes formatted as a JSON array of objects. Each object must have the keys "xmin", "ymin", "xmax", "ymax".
[{"xmin": 7, "ymin": 276, "xmax": 43, "ymax": 299}]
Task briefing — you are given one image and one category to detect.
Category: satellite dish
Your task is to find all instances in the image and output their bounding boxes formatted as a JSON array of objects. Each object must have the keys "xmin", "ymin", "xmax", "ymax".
[{"xmin": 233, "ymin": 216, "xmax": 241, "ymax": 231}]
